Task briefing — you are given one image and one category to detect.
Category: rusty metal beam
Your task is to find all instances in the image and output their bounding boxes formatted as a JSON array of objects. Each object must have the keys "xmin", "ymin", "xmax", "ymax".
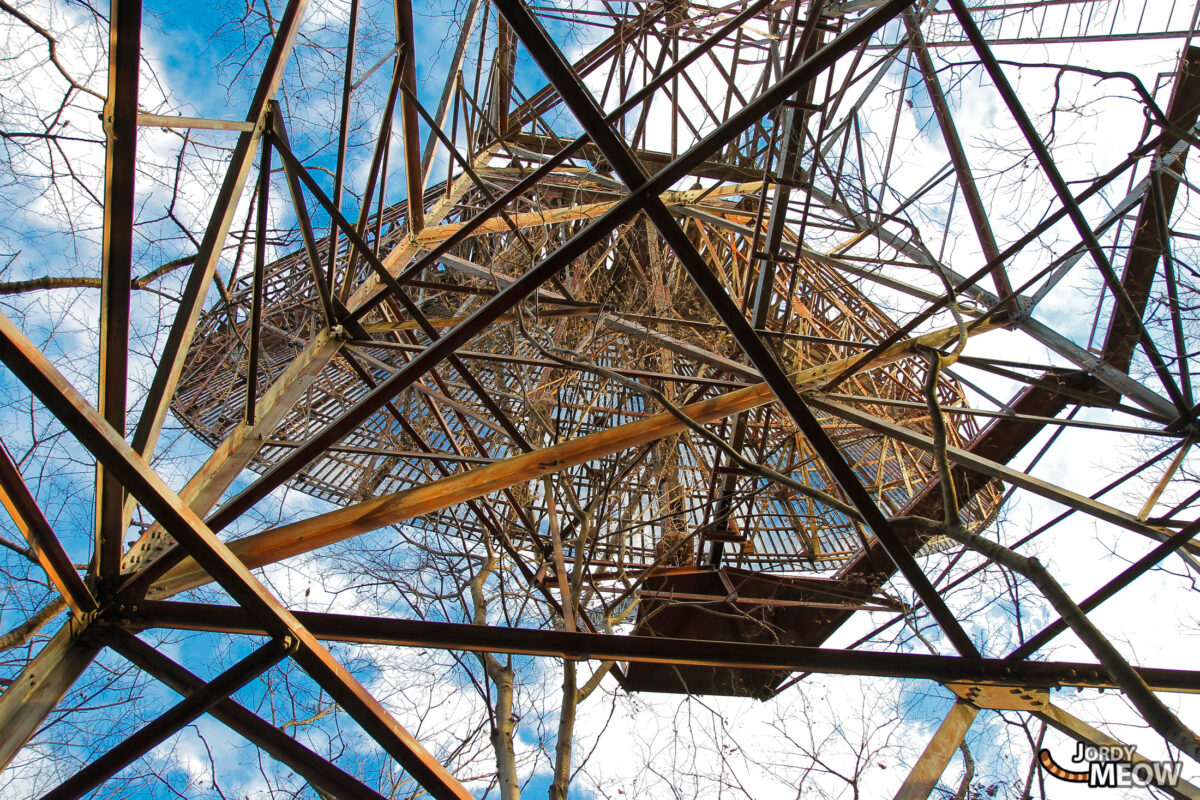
[
  {"xmin": 245, "ymin": 128, "xmax": 273, "ymax": 424},
  {"xmin": 270, "ymin": 110, "xmax": 337, "ymax": 324},
  {"xmin": 40, "ymin": 637, "xmax": 290, "ymax": 800}
]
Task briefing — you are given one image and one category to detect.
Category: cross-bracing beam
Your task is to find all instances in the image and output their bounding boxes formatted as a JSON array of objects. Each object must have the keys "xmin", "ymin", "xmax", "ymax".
[
  {"xmin": 0, "ymin": 311, "xmax": 472, "ymax": 800},
  {"xmin": 0, "ymin": 442, "xmax": 96, "ymax": 615},
  {"xmin": 40, "ymin": 637, "xmax": 290, "ymax": 800},
  {"xmin": 492, "ymin": 0, "xmax": 983, "ymax": 657},
  {"xmin": 103, "ymin": 628, "xmax": 391, "ymax": 800}
]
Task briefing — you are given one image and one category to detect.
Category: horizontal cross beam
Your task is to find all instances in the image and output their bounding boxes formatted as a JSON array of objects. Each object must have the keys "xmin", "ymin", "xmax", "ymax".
[{"xmin": 131, "ymin": 600, "xmax": 1200, "ymax": 694}]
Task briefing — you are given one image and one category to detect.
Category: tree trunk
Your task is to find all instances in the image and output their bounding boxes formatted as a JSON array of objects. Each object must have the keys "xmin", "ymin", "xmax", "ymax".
[
  {"xmin": 488, "ymin": 658, "xmax": 520, "ymax": 800},
  {"xmin": 550, "ymin": 660, "xmax": 577, "ymax": 800}
]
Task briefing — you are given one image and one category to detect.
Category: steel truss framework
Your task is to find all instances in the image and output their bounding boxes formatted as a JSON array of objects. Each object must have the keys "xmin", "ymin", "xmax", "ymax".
[{"xmin": 1, "ymin": 0, "xmax": 1199, "ymax": 797}]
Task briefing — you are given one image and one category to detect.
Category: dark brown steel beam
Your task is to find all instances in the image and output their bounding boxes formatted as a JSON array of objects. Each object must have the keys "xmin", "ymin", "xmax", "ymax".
[
  {"xmin": 103, "ymin": 628, "xmax": 389, "ymax": 800},
  {"xmin": 40, "ymin": 637, "xmax": 289, "ymax": 800},
  {"xmin": 270, "ymin": 109, "xmax": 337, "ymax": 324},
  {"xmin": 131, "ymin": 600, "xmax": 1200, "ymax": 694},
  {"xmin": 94, "ymin": 0, "xmax": 141, "ymax": 586},
  {"xmin": 494, "ymin": 0, "xmax": 981, "ymax": 657},
  {"xmin": 245, "ymin": 130, "xmax": 271, "ymax": 424}
]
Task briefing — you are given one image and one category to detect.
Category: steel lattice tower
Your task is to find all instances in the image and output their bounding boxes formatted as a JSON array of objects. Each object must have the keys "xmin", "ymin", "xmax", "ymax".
[{"xmin": 1, "ymin": 0, "xmax": 1199, "ymax": 797}]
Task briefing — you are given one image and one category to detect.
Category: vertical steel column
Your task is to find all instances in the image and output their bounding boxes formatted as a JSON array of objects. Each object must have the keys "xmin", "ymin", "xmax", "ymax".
[
  {"xmin": 397, "ymin": 0, "xmax": 425, "ymax": 234},
  {"xmin": 245, "ymin": 133, "xmax": 271, "ymax": 425},
  {"xmin": 326, "ymin": 0, "xmax": 360, "ymax": 289},
  {"xmin": 93, "ymin": 0, "xmax": 141, "ymax": 587},
  {"xmin": 420, "ymin": 0, "xmax": 484, "ymax": 189},
  {"xmin": 268, "ymin": 107, "xmax": 338, "ymax": 324},
  {"xmin": 1101, "ymin": 46, "xmax": 1200, "ymax": 376}
]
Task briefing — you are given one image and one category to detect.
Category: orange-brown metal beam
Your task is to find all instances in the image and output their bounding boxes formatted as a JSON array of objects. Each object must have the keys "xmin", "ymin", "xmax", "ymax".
[
  {"xmin": 120, "ymin": 330, "xmax": 343, "ymax": 574},
  {"xmin": 0, "ymin": 441, "xmax": 96, "ymax": 615},
  {"xmin": 149, "ymin": 319, "xmax": 1001, "ymax": 597}
]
